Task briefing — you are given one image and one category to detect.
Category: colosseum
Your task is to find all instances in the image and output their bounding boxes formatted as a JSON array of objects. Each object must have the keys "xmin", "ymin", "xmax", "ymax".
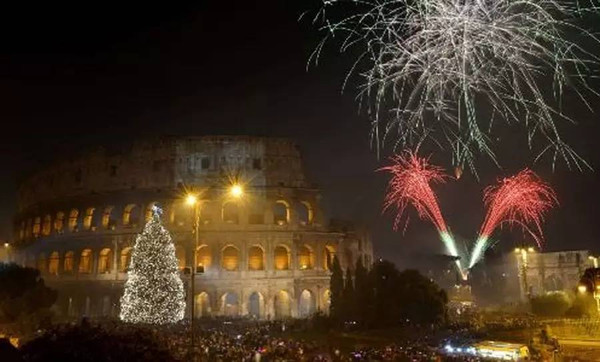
[{"xmin": 12, "ymin": 136, "xmax": 373, "ymax": 320}]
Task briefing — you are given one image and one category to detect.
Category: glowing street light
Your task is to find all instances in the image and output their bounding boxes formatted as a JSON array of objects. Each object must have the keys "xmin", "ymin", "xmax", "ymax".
[
  {"xmin": 578, "ymin": 285, "xmax": 588, "ymax": 294},
  {"xmin": 184, "ymin": 192, "xmax": 200, "ymax": 358},
  {"xmin": 229, "ymin": 184, "xmax": 244, "ymax": 198},
  {"xmin": 186, "ymin": 194, "xmax": 198, "ymax": 206}
]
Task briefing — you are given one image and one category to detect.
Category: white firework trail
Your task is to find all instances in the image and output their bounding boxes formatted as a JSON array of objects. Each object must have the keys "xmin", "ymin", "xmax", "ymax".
[{"xmin": 308, "ymin": 0, "xmax": 600, "ymax": 173}]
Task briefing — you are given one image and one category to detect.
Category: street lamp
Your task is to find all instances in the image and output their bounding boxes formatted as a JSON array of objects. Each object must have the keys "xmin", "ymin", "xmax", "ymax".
[
  {"xmin": 185, "ymin": 193, "xmax": 200, "ymax": 360},
  {"xmin": 229, "ymin": 183, "xmax": 244, "ymax": 199}
]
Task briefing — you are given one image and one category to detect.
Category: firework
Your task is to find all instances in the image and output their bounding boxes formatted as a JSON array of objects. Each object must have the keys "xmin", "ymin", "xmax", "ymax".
[
  {"xmin": 381, "ymin": 151, "xmax": 463, "ymax": 273},
  {"xmin": 468, "ymin": 169, "xmax": 557, "ymax": 268},
  {"xmin": 310, "ymin": 0, "xmax": 598, "ymax": 172}
]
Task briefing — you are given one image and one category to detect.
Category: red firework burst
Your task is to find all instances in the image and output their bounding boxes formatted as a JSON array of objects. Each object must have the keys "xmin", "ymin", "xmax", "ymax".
[
  {"xmin": 479, "ymin": 169, "xmax": 557, "ymax": 246},
  {"xmin": 380, "ymin": 151, "xmax": 449, "ymax": 233}
]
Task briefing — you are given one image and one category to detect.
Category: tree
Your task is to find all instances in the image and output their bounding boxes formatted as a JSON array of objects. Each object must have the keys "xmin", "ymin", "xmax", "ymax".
[
  {"xmin": 342, "ymin": 267, "xmax": 355, "ymax": 321},
  {"xmin": 530, "ymin": 292, "xmax": 571, "ymax": 317},
  {"xmin": 353, "ymin": 258, "xmax": 372, "ymax": 326},
  {"xmin": 329, "ymin": 256, "xmax": 344, "ymax": 322},
  {"xmin": 0, "ymin": 263, "xmax": 56, "ymax": 332},
  {"xmin": 119, "ymin": 211, "xmax": 185, "ymax": 324},
  {"xmin": 396, "ymin": 269, "xmax": 447, "ymax": 324}
]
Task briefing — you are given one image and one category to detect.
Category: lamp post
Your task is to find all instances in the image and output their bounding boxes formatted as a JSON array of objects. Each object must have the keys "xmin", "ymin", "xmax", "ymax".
[
  {"xmin": 515, "ymin": 247, "xmax": 535, "ymax": 300},
  {"xmin": 185, "ymin": 194, "xmax": 199, "ymax": 360}
]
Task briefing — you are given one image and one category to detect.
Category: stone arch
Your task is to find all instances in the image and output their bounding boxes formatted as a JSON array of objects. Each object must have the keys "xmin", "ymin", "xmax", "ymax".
[
  {"xmin": 195, "ymin": 245, "xmax": 211, "ymax": 270},
  {"xmin": 323, "ymin": 245, "xmax": 337, "ymax": 270},
  {"xmin": 544, "ymin": 274, "xmax": 564, "ymax": 291},
  {"xmin": 98, "ymin": 248, "xmax": 112, "ymax": 273},
  {"xmin": 145, "ymin": 202, "xmax": 158, "ymax": 222},
  {"xmin": 120, "ymin": 247, "xmax": 132, "ymax": 272},
  {"xmin": 221, "ymin": 245, "xmax": 240, "ymax": 271},
  {"xmin": 297, "ymin": 201, "xmax": 314, "ymax": 225},
  {"xmin": 274, "ymin": 290, "xmax": 292, "ymax": 319},
  {"xmin": 54, "ymin": 211, "xmax": 65, "ymax": 232},
  {"xmin": 79, "ymin": 249, "xmax": 93, "ymax": 274},
  {"xmin": 298, "ymin": 289, "xmax": 316, "ymax": 318},
  {"xmin": 200, "ymin": 200, "xmax": 214, "ymax": 224},
  {"xmin": 42, "ymin": 215, "xmax": 52, "ymax": 236},
  {"xmin": 322, "ymin": 289, "xmax": 331, "ymax": 314},
  {"xmin": 248, "ymin": 245, "xmax": 265, "ymax": 271},
  {"xmin": 36, "ymin": 253, "xmax": 46, "ymax": 273},
  {"xmin": 273, "ymin": 200, "xmax": 290, "ymax": 225},
  {"xmin": 122, "ymin": 204, "xmax": 140, "ymax": 226},
  {"xmin": 298, "ymin": 244, "xmax": 314, "ymax": 270},
  {"xmin": 222, "ymin": 202, "xmax": 239, "ymax": 224},
  {"xmin": 48, "ymin": 251, "xmax": 60, "ymax": 275},
  {"xmin": 220, "ymin": 292, "xmax": 239, "ymax": 317},
  {"xmin": 248, "ymin": 291, "xmax": 265, "ymax": 319},
  {"xmin": 102, "ymin": 206, "xmax": 115, "ymax": 229},
  {"xmin": 32, "ymin": 216, "xmax": 41, "ymax": 237},
  {"xmin": 83, "ymin": 207, "xmax": 95, "ymax": 230},
  {"xmin": 195, "ymin": 292, "xmax": 211, "ymax": 317},
  {"xmin": 274, "ymin": 245, "xmax": 290, "ymax": 270},
  {"xmin": 68, "ymin": 209, "xmax": 79, "ymax": 232},
  {"xmin": 64, "ymin": 251, "xmax": 74, "ymax": 273}
]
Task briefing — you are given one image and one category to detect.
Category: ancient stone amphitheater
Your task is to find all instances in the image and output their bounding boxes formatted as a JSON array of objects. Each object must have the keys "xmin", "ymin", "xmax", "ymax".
[{"xmin": 12, "ymin": 136, "xmax": 373, "ymax": 320}]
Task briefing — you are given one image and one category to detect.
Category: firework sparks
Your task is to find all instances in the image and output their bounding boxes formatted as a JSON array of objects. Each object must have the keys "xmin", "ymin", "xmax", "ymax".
[
  {"xmin": 310, "ymin": 0, "xmax": 598, "ymax": 172},
  {"xmin": 381, "ymin": 151, "xmax": 463, "ymax": 273},
  {"xmin": 468, "ymin": 169, "xmax": 557, "ymax": 268}
]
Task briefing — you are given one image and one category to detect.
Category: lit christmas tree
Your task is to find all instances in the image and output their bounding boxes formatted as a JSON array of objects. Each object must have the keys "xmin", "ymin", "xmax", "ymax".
[{"xmin": 120, "ymin": 207, "xmax": 186, "ymax": 324}]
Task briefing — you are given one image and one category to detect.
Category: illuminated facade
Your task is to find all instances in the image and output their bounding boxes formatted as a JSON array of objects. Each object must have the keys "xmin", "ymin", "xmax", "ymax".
[{"xmin": 13, "ymin": 136, "xmax": 373, "ymax": 320}]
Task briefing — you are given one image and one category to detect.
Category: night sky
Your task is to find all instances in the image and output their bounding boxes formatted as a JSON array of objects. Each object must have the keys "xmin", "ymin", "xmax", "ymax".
[{"xmin": 1, "ymin": 1, "xmax": 599, "ymax": 267}]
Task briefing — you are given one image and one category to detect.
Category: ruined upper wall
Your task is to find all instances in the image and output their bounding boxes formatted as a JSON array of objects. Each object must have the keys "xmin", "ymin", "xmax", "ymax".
[{"xmin": 18, "ymin": 136, "xmax": 311, "ymax": 211}]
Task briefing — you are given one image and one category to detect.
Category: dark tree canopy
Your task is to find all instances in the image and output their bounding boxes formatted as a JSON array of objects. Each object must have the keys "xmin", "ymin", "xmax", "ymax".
[{"xmin": 0, "ymin": 263, "xmax": 56, "ymax": 325}]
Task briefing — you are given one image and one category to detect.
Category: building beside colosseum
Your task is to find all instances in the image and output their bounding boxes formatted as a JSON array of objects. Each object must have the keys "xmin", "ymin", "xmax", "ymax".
[{"xmin": 12, "ymin": 136, "xmax": 373, "ymax": 320}]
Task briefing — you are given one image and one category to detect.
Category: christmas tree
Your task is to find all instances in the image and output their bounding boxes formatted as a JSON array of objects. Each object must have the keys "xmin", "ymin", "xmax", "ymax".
[{"xmin": 120, "ymin": 207, "xmax": 186, "ymax": 324}]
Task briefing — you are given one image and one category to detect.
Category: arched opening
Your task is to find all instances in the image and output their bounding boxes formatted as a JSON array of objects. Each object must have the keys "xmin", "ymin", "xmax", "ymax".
[
  {"xmin": 145, "ymin": 202, "xmax": 158, "ymax": 222},
  {"xmin": 122, "ymin": 204, "xmax": 140, "ymax": 227},
  {"xmin": 54, "ymin": 212, "xmax": 65, "ymax": 233},
  {"xmin": 248, "ymin": 246, "xmax": 264, "ymax": 270},
  {"xmin": 25, "ymin": 219, "xmax": 32, "ymax": 238},
  {"xmin": 195, "ymin": 245, "xmax": 211, "ymax": 271},
  {"xmin": 98, "ymin": 248, "xmax": 112, "ymax": 273},
  {"xmin": 274, "ymin": 245, "xmax": 290, "ymax": 270},
  {"xmin": 19, "ymin": 221, "xmax": 25, "ymax": 240},
  {"xmin": 248, "ymin": 292, "xmax": 265, "ymax": 319},
  {"xmin": 120, "ymin": 247, "xmax": 132, "ymax": 272},
  {"xmin": 298, "ymin": 245, "xmax": 314, "ymax": 270},
  {"xmin": 298, "ymin": 289, "xmax": 315, "ymax": 318},
  {"xmin": 79, "ymin": 249, "xmax": 93, "ymax": 274},
  {"xmin": 48, "ymin": 251, "xmax": 60, "ymax": 275},
  {"xmin": 220, "ymin": 292, "xmax": 239, "ymax": 317},
  {"xmin": 102, "ymin": 206, "xmax": 115, "ymax": 229},
  {"xmin": 64, "ymin": 251, "xmax": 74, "ymax": 273},
  {"xmin": 83, "ymin": 207, "xmax": 95, "ymax": 230},
  {"xmin": 68, "ymin": 209, "xmax": 79, "ymax": 232},
  {"xmin": 32, "ymin": 217, "xmax": 41, "ymax": 237},
  {"xmin": 274, "ymin": 290, "xmax": 291, "ymax": 319},
  {"xmin": 297, "ymin": 201, "xmax": 314, "ymax": 225},
  {"xmin": 42, "ymin": 215, "xmax": 52, "ymax": 236},
  {"xmin": 222, "ymin": 246, "xmax": 239, "ymax": 271},
  {"xmin": 200, "ymin": 201, "xmax": 213, "ymax": 224},
  {"xmin": 36, "ymin": 253, "xmax": 46, "ymax": 273},
  {"xmin": 323, "ymin": 245, "xmax": 337, "ymax": 270},
  {"xmin": 323, "ymin": 289, "xmax": 331, "ymax": 314},
  {"xmin": 222, "ymin": 202, "xmax": 239, "ymax": 224},
  {"xmin": 273, "ymin": 200, "xmax": 290, "ymax": 225},
  {"xmin": 176, "ymin": 245, "xmax": 186, "ymax": 270},
  {"xmin": 195, "ymin": 292, "xmax": 211, "ymax": 317}
]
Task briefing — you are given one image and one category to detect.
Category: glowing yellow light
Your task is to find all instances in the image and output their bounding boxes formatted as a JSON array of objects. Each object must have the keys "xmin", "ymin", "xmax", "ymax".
[
  {"xmin": 186, "ymin": 194, "xmax": 198, "ymax": 206},
  {"xmin": 514, "ymin": 248, "xmax": 521, "ymax": 253},
  {"xmin": 3, "ymin": 243, "xmax": 8, "ymax": 248},
  {"xmin": 528, "ymin": 247, "xmax": 534, "ymax": 253},
  {"xmin": 578, "ymin": 285, "xmax": 588, "ymax": 294},
  {"xmin": 229, "ymin": 184, "xmax": 243, "ymax": 198}
]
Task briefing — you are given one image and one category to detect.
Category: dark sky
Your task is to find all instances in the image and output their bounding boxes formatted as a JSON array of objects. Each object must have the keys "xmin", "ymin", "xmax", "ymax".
[{"xmin": 1, "ymin": 1, "xmax": 599, "ymax": 267}]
